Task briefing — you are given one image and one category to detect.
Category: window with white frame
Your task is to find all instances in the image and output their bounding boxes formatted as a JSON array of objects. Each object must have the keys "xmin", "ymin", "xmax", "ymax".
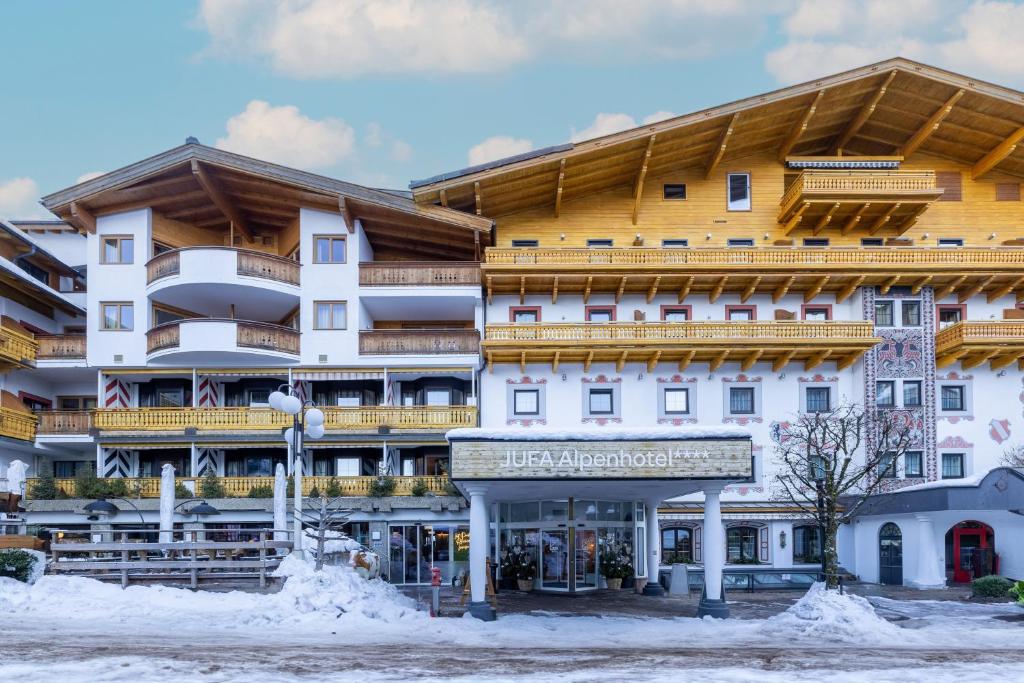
[
  {"xmin": 729, "ymin": 387, "xmax": 755, "ymax": 414},
  {"xmin": 941, "ymin": 384, "xmax": 966, "ymax": 411},
  {"xmin": 874, "ymin": 301, "xmax": 894, "ymax": 327},
  {"xmin": 805, "ymin": 386, "xmax": 831, "ymax": 413},
  {"xmin": 903, "ymin": 380, "xmax": 922, "ymax": 408},
  {"xmin": 904, "ymin": 451, "xmax": 924, "ymax": 477},
  {"xmin": 664, "ymin": 388, "xmax": 690, "ymax": 414},
  {"xmin": 726, "ymin": 173, "xmax": 751, "ymax": 211},
  {"xmin": 901, "ymin": 300, "xmax": 921, "ymax": 327},
  {"xmin": 876, "ymin": 380, "xmax": 895, "ymax": 408},
  {"xmin": 512, "ymin": 389, "xmax": 540, "ymax": 416},
  {"xmin": 942, "ymin": 452, "xmax": 965, "ymax": 479},
  {"xmin": 587, "ymin": 388, "xmax": 614, "ymax": 415}
]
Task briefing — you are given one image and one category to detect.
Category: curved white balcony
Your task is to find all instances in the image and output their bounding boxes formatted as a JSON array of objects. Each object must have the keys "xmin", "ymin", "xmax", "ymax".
[
  {"xmin": 146, "ymin": 248, "xmax": 300, "ymax": 320},
  {"xmin": 146, "ymin": 318, "xmax": 300, "ymax": 365}
]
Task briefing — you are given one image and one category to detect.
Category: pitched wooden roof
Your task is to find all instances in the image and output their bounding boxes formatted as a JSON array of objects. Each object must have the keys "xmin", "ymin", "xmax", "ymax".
[{"xmin": 410, "ymin": 58, "xmax": 1024, "ymax": 217}]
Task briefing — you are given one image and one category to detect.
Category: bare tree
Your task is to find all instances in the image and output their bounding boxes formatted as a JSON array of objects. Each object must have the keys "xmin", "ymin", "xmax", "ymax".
[
  {"xmin": 772, "ymin": 402, "xmax": 916, "ymax": 588},
  {"xmin": 1001, "ymin": 444, "xmax": 1024, "ymax": 468},
  {"xmin": 301, "ymin": 496, "xmax": 354, "ymax": 571}
]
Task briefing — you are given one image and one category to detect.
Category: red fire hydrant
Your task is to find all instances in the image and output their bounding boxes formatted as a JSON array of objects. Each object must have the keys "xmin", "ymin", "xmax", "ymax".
[{"xmin": 430, "ymin": 567, "xmax": 441, "ymax": 617}]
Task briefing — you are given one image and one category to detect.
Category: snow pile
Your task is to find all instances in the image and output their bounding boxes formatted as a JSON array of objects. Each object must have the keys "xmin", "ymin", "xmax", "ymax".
[{"xmin": 763, "ymin": 582, "xmax": 902, "ymax": 643}]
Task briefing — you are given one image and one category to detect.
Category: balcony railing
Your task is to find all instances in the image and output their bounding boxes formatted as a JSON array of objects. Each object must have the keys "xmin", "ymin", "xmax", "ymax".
[
  {"xmin": 146, "ymin": 247, "xmax": 300, "ymax": 286},
  {"xmin": 35, "ymin": 334, "xmax": 86, "ymax": 360},
  {"xmin": 93, "ymin": 405, "xmax": 476, "ymax": 431},
  {"xmin": 485, "ymin": 321, "xmax": 878, "ymax": 343},
  {"xmin": 36, "ymin": 410, "xmax": 93, "ymax": 434},
  {"xmin": 779, "ymin": 170, "xmax": 941, "ymax": 214},
  {"xmin": 359, "ymin": 329, "xmax": 480, "ymax": 355},
  {"xmin": 146, "ymin": 319, "xmax": 300, "ymax": 356},
  {"xmin": 935, "ymin": 320, "xmax": 1024, "ymax": 353},
  {"xmin": 0, "ymin": 326, "xmax": 37, "ymax": 367},
  {"xmin": 359, "ymin": 261, "xmax": 481, "ymax": 286},
  {"xmin": 0, "ymin": 407, "xmax": 36, "ymax": 441},
  {"xmin": 25, "ymin": 475, "xmax": 452, "ymax": 500}
]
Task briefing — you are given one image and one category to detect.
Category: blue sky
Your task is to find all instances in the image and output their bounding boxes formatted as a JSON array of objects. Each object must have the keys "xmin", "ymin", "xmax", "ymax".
[{"xmin": 2, "ymin": 1, "xmax": 1023, "ymax": 219}]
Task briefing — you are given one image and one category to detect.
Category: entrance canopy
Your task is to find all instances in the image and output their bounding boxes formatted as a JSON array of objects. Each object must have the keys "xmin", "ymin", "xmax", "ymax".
[{"xmin": 446, "ymin": 426, "xmax": 752, "ymax": 501}]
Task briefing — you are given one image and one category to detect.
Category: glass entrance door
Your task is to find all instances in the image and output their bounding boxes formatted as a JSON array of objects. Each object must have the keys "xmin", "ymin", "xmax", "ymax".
[
  {"xmin": 389, "ymin": 524, "xmax": 434, "ymax": 584},
  {"xmin": 575, "ymin": 529, "xmax": 598, "ymax": 590},
  {"xmin": 541, "ymin": 529, "xmax": 569, "ymax": 590}
]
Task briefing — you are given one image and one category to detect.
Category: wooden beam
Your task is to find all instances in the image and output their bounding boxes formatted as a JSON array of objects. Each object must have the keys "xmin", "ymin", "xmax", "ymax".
[
  {"xmin": 812, "ymin": 202, "xmax": 841, "ymax": 235},
  {"xmin": 551, "ymin": 276, "xmax": 559, "ymax": 304},
  {"xmin": 879, "ymin": 275, "xmax": 900, "ymax": 295},
  {"xmin": 972, "ymin": 125, "xmax": 1024, "ymax": 179},
  {"xmin": 486, "ymin": 351, "xmax": 493, "ymax": 373},
  {"xmin": 646, "ymin": 276, "xmax": 661, "ymax": 304},
  {"xmin": 836, "ymin": 275, "xmax": 866, "ymax": 303},
  {"xmin": 554, "ymin": 159, "xmax": 565, "ymax": 217},
  {"xmin": 987, "ymin": 275, "xmax": 1024, "ymax": 303},
  {"xmin": 779, "ymin": 90, "xmax": 826, "ymax": 161},
  {"xmin": 677, "ymin": 276, "xmax": 694, "ymax": 303},
  {"xmin": 339, "ymin": 197, "xmax": 356, "ymax": 233},
  {"xmin": 552, "ymin": 350, "xmax": 560, "ymax": 373},
  {"xmin": 896, "ymin": 202, "xmax": 930, "ymax": 234},
  {"xmin": 741, "ymin": 350, "xmax": 763, "ymax": 372},
  {"xmin": 772, "ymin": 349, "xmax": 797, "ymax": 372},
  {"xmin": 804, "ymin": 275, "xmax": 829, "ymax": 303},
  {"xmin": 584, "ymin": 350, "xmax": 594, "ymax": 373},
  {"xmin": 958, "ymin": 275, "xmax": 996, "ymax": 303},
  {"xmin": 782, "ymin": 203, "xmax": 809, "ymax": 235},
  {"xmin": 705, "ymin": 113, "xmax": 739, "ymax": 180},
  {"xmin": 836, "ymin": 353, "xmax": 860, "ymax": 371},
  {"xmin": 647, "ymin": 350, "xmax": 662, "ymax": 372},
  {"xmin": 911, "ymin": 275, "xmax": 933, "ymax": 294},
  {"xmin": 520, "ymin": 351, "xmax": 527, "ymax": 374},
  {"xmin": 709, "ymin": 275, "xmax": 729, "ymax": 303},
  {"xmin": 936, "ymin": 349, "xmax": 969, "ymax": 369},
  {"xmin": 486, "ymin": 275, "xmax": 493, "ymax": 305},
  {"xmin": 616, "ymin": 276, "xmax": 628, "ymax": 304},
  {"xmin": 935, "ymin": 275, "xmax": 968, "ymax": 301},
  {"xmin": 583, "ymin": 276, "xmax": 593, "ymax": 304},
  {"xmin": 519, "ymin": 276, "xmax": 526, "ymax": 305},
  {"xmin": 678, "ymin": 349, "xmax": 696, "ymax": 372},
  {"xmin": 991, "ymin": 352, "xmax": 1024, "ymax": 371},
  {"xmin": 868, "ymin": 203, "xmax": 900, "ymax": 235},
  {"xmin": 474, "ymin": 182, "xmax": 482, "ymax": 216},
  {"xmin": 191, "ymin": 160, "xmax": 253, "ymax": 243},
  {"xmin": 616, "ymin": 351, "xmax": 628, "ymax": 373},
  {"xmin": 962, "ymin": 349, "xmax": 1000, "ymax": 371},
  {"xmin": 632, "ymin": 135, "xmax": 656, "ymax": 225},
  {"xmin": 69, "ymin": 202, "xmax": 96, "ymax": 234},
  {"xmin": 439, "ymin": 188, "xmax": 449, "ymax": 208},
  {"xmin": 741, "ymin": 276, "xmax": 762, "ymax": 303},
  {"xmin": 773, "ymin": 276, "xmax": 796, "ymax": 303},
  {"xmin": 899, "ymin": 89, "xmax": 965, "ymax": 157},
  {"xmin": 804, "ymin": 349, "xmax": 832, "ymax": 372},
  {"xmin": 840, "ymin": 203, "xmax": 870, "ymax": 235},
  {"xmin": 832, "ymin": 70, "xmax": 897, "ymax": 154},
  {"xmin": 709, "ymin": 350, "xmax": 729, "ymax": 373}
]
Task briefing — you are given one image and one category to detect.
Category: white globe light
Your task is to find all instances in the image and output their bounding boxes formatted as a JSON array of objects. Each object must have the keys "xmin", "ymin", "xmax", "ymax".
[
  {"xmin": 283, "ymin": 427, "xmax": 295, "ymax": 445},
  {"xmin": 281, "ymin": 394, "xmax": 302, "ymax": 415},
  {"xmin": 306, "ymin": 423, "xmax": 325, "ymax": 439},
  {"xmin": 305, "ymin": 407, "xmax": 325, "ymax": 427},
  {"xmin": 268, "ymin": 391, "xmax": 286, "ymax": 411}
]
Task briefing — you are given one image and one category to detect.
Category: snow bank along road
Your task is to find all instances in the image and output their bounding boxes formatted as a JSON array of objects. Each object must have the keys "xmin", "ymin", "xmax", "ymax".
[{"xmin": 2, "ymin": 558, "xmax": 1022, "ymax": 682}]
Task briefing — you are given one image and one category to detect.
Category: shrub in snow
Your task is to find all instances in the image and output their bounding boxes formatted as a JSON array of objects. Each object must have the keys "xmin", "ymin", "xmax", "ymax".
[
  {"xmin": 199, "ymin": 470, "xmax": 226, "ymax": 498},
  {"xmin": 0, "ymin": 549, "xmax": 44, "ymax": 584},
  {"xmin": 248, "ymin": 484, "xmax": 274, "ymax": 498},
  {"xmin": 1008, "ymin": 580, "xmax": 1024, "ymax": 605},
  {"xmin": 972, "ymin": 575, "xmax": 1014, "ymax": 598},
  {"xmin": 763, "ymin": 582, "xmax": 901, "ymax": 643},
  {"xmin": 368, "ymin": 476, "xmax": 396, "ymax": 497}
]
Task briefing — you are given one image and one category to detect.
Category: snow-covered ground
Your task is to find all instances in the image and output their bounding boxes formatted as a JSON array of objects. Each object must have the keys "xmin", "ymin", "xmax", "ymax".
[{"xmin": 2, "ymin": 558, "xmax": 1022, "ymax": 681}]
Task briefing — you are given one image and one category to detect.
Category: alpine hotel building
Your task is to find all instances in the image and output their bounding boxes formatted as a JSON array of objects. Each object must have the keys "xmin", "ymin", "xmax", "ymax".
[{"xmin": 2, "ymin": 59, "xmax": 1024, "ymax": 619}]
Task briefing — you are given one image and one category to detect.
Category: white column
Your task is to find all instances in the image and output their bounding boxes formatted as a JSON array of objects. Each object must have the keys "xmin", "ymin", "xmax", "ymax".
[
  {"xmin": 189, "ymin": 444, "xmax": 199, "ymax": 478},
  {"xmin": 466, "ymin": 485, "xmax": 495, "ymax": 620},
  {"xmin": 702, "ymin": 485, "xmax": 726, "ymax": 605},
  {"xmin": 909, "ymin": 514, "xmax": 946, "ymax": 589},
  {"xmin": 643, "ymin": 498, "xmax": 664, "ymax": 595}
]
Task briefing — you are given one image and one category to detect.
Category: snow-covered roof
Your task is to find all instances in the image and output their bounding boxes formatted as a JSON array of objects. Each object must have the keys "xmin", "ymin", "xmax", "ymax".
[
  {"xmin": 446, "ymin": 426, "xmax": 751, "ymax": 442},
  {"xmin": 891, "ymin": 469, "xmax": 992, "ymax": 493}
]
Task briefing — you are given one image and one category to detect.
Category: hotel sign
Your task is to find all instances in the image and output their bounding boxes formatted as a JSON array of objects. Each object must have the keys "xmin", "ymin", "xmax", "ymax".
[{"xmin": 449, "ymin": 439, "xmax": 752, "ymax": 481}]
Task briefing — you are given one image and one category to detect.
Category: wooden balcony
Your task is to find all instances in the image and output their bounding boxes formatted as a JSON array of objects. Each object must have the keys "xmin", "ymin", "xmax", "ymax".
[
  {"xmin": 146, "ymin": 319, "xmax": 300, "ymax": 357},
  {"xmin": 778, "ymin": 170, "xmax": 944, "ymax": 236},
  {"xmin": 359, "ymin": 329, "xmax": 480, "ymax": 355},
  {"xmin": 482, "ymin": 247, "xmax": 1024, "ymax": 304},
  {"xmin": 93, "ymin": 405, "xmax": 476, "ymax": 432},
  {"xmin": 35, "ymin": 334, "xmax": 86, "ymax": 360},
  {"xmin": 147, "ymin": 247, "xmax": 300, "ymax": 286},
  {"xmin": 0, "ymin": 326, "xmax": 37, "ymax": 369},
  {"xmin": 359, "ymin": 261, "xmax": 480, "ymax": 286},
  {"xmin": 25, "ymin": 475, "xmax": 452, "ymax": 499},
  {"xmin": 484, "ymin": 321, "xmax": 880, "ymax": 372},
  {"xmin": 36, "ymin": 410, "xmax": 93, "ymax": 434},
  {"xmin": 935, "ymin": 321, "xmax": 1024, "ymax": 370},
  {"xmin": 0, "ymin": 407, "xmax": 36, "ymax": 441}
]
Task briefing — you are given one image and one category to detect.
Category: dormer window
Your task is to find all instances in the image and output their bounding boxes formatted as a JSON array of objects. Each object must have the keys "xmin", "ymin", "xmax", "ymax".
[{"xmin": 663, "ymin": 184, "xmax": 687, "ymax": 200}]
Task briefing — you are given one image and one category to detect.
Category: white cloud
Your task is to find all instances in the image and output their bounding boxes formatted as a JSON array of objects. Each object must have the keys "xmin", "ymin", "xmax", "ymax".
[
  {"xmin": 364, "ymin": 122, "xmax": 413, "ymax": 163},
  {"xmin": 215, "ymin": 100, "xmax": 355, "ymax": 170},
  {"xmin": 570, "ymin": 110, "xmax": 678, "ymax": 143},
  {"xmin": 642, "ymin": 111, "xmax": 677, "ymax": 125},
  {"xmin": 76, "ymin": 171, "xmax": 105, "ymax": 184},
  {"xmin": 766, "ymin": 0, "xmax": 1024, "ymax": 87},
  {"xmin": 467, "ymin": 136, "xmax": 534, "ymax": 166},
  {"xmin": 0, "ymin": 177, "xmax": 48, "ymax": 220},
  {"xmin": 196, "ymin": 0, "xmax": 782, "ymax": 79}
]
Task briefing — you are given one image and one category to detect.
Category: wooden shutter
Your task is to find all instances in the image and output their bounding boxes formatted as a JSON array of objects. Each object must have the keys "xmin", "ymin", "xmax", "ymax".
[
  {"xmin": 935, "ymin": 171, "xmax": 962, "ymax": 201},
  {"xmin": 996, "ymin": 182, "xmax": 1021, "ymax": 201}
]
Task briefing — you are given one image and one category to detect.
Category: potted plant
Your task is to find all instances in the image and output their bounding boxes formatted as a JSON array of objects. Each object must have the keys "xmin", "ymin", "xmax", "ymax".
[
  {"xmin": 1011, "ymin": 580, "xmax": 1024, "ymax": 608},
  {"xmin": 504, "ymin": 545, "xmax": 536, "ymax": 591},
  {"xmin": 601, "ymin": 547, "xmax": 634, "ymax": 591}
]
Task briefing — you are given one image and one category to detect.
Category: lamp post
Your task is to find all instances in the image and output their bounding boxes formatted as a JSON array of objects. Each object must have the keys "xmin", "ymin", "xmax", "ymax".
[
  {"xmin": 815, "ymin": 477, "xmax": 827, "ymax": 584},
  {"xmin": 269, "ymin": 384, "xmax": 325, "ymax": 558},
  {"xmin": 83, "ymin": 497, "xmax": 146, "ymax": 526}
]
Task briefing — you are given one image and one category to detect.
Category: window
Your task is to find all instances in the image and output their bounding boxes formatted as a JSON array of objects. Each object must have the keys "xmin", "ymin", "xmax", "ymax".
[
  {"xmin": 727, "ymin": 238, "xmax": 755, "ymax": 247},
  {"xmin": 803, "ymin": 238, "xmax": 829, "ymax": 247},
  {"xmin": 585, "ymin": 306, "xmax": 615, "ymax": 322},
  {"xmin": 937, "ymin": 238, "xmax": 964, "ymax": 247},
  {"xmin": 510, "ymin": 307, "xmax": 541, "ymax": 323},
  {"xmin": 805, "ymin": 387, "xmax": 831, "ymax": 413},
  {"xmin": 156, "ymin": 388, "xmax": 184, "ymax": 408},
  {"xmin": 935, "ymin": 171, "xmax": 962, "ymax": 202},
  {"xmin": 335, "ymin": 457, "xmax": 361, "ymax": 476},
  {"xmin": 313, "ymin": 235, "xmax": 346, "ymax": 263},
  {"xmin": 661, "ymin": 306, "xmax": 691, "ymax": 322},
  {"xmin": 58, "ymin": 396, "xmax": 97, "ymax": 411},
  {"xmin": 101, "ymin": 236, "xmax": 134, "ymax": 264},
  {"xmin": 942, "ymin": 452, "xmax": 965, "ymax": 479},
  {"xmin": 153, "ymin": 305, "xmax": 186, "ymax": 326},
  {"xmin": 809, "ymin": 454, "xmax": 827, "ymax": 480},
  {"xmin": 904, "ymin": 451, "xmax": 923, "ymax": 477},
  {"xmin": 861, "ymin": 238, "xmax": 884, "ymax": 247},
  {"xmin": 101, "ymin": 302, "xmax": 133, "ymax": 330},
  {"xmin": 662, "ymin": 239, "xmax": 689, "ymax": 248},
  {"xmin": 58, "ymin": 276, "xmax": 75, "ymax": 292},
  {"xmin": 996, "ymin": 182, "xmax": 1021, "ymax": 201},
  {"xmin": 425, "ymin": 389, "xmax": 451, "ymax": 406},
  {"xmin": 874, "ymin": 301, "xmax": 894, "ymax": 327},
  {"xmin": 729, "ymin": 387, "xmax": 755, "ymax": 414},
  {"xmin": 54, "ymin": 461, "xmax": 83, "ymax": 478},
  {"xmin": 941, "ymin": 385, "xmax": 965, "ymax": 411},
  {"xmin": 876, "ymin": 380, "xmax": 895, "ymax": 407},
  {"xmin": 901, "ymin": 300, "xmax": 922, "ymax": 327},
  {"xmin": 511, "ymin": 239, "xmax": 539, "ymax": 247},
  {"xmin": 313, "ymin": 301, "xmax": 347, "ymax": 329},
  {"xmin": 587, "ymin": 388, "xmax": 614, "ymax": 415},
  {"xmin": 726, "ymin": 305, "xmax": 756, "ymax": 321},
  {"xmin": 727, "ymin": 173, "xmax": 751, "ymax": 211},
  {"xmin": 247, "ymin": 390, "xmax": 270, "ymax": 407},
  {"xmin": 512, "ymin": 389, "xmax": 539, "ymax": 416},
  {"xmin": 878, "ymin": 451, "xmax": 898, "ymax": 478},
  {"xmin": 726, "ymin": 526, "xmax": 759, "ymax": 563},
  {"xmin": 663, "ymin": 184, "xmax": 687, "ymax": 200},
  {"xmin": 903, "ymin": 381, "xmax": 922, "ymax": 408},
  {"xmin": 587, "ymin": 239, "xmax": 614, "ymax": 248},
  {"xmin": 661, "ymin": 528, "xmax": 692, "ymax": 564},
  {"xmin": 664, "ymin": 388, "xmax": 690, "ymax": 414},
  {"xmin": 803, "ymin": 306, "xmax": 831, "ymax": 321},
  {"xmin": 792, "ymin": 526, "xmax": 821, "ymax": 564},
  {"xmin": 937, "ymin": 305, "xmax": 964, "ymax": 327}
]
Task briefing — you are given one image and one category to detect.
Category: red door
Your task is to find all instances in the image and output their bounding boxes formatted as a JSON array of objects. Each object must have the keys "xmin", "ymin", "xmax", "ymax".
[{"xmin": 952, "ymin": 524, "xmax": 992, "ymax": 583}]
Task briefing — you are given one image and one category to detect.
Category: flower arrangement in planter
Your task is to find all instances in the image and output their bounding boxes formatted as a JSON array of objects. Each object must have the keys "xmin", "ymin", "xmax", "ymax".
[
  {"xmin": 600, "ymin": 543, "xmax": 634, "ymax": 591},
  {"xmin": 501, "ymin": 545, "xmax": 537, "ymax": 591}
]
